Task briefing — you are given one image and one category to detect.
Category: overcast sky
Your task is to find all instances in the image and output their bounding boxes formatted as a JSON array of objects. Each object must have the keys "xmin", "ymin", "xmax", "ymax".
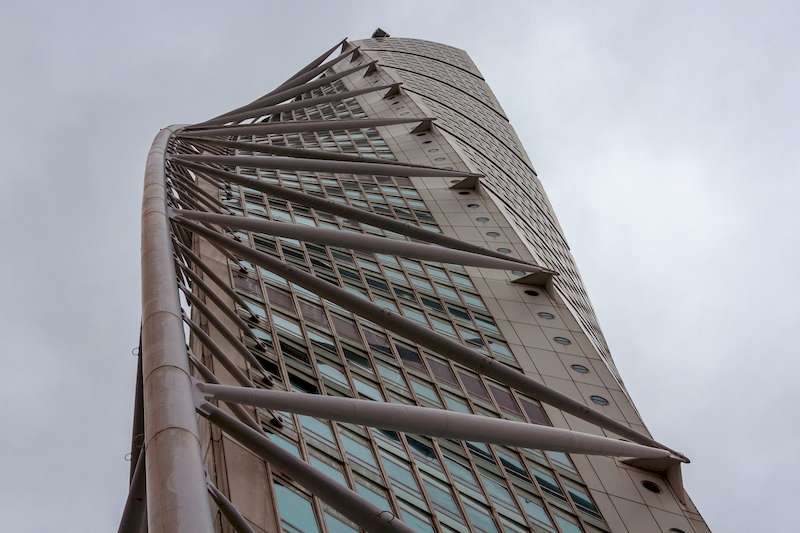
[{"xmin": 0, "ymin": 1, "xmax": 797, "ymax": 531}]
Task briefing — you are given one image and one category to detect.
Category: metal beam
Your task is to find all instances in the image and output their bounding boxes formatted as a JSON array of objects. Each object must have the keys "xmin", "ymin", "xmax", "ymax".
[
  {"xmin": 197, "ymin": 384, "xmax": 672, "ymax": 459},
  {"xmin": 197, "ymin": 402, "xmax": 414, "ymax": 533},
  {"xmin": 173, "ymin": 209, "xmax": 552, "ymax": 274},
  {"xmin": 175, "ymin": 260, "xmax": 266, "ymax": 349},
  {"xmin": 178, "ymin": 126, "xmax": 448, "ymax": 170},
  {"xmin": 181, "ymin": 313, "xmax": 256, "ymax": 390},
  {"xmin": 140, "ymin": 125, "xmax": 214, "ymax": 533},
  {"xmin": 207, "ymin": 481, "xmax": 256, "ymax": 533},
  {"xmin": 179, "ymin": 286, "xmax": 272, "ymax": 382},
  {"xmin": 189, "ymin": 83, "xmax": 402, "ymax": 128},
  {"xmin": 268, "ymin": 38, "xmax": 348, "ymax": 96},
  {"xmin": 188, "ymin": 352, "xmax": 279, "ymax": 429},
  {"xmin": 178, "ymin": 219, "xmax": 686, "ymax": 460},
  {"xmin": 117, "ymin": 451, "xmax": 147, "ymax": 533},
  {"xmin": 171, "ymin": 238, "xmax": 258, "ymax": 320},
  {"xmin": 173, "ymin": 153, "xmax": 481, "ymax": 179},
  {"xmin": 173, "ymin": 160, "xmax": 530, "ymax": 264},
  {"xmin": 180, "ymin": 116, "xmax": 431, "ymax": 139},
  {"xmin": 207, "ymin": 61, "xmax": 377, "ymax": 123},
  {"xmin": 268, "ymin": 46, "xmax": 360, "ymax": 96}
]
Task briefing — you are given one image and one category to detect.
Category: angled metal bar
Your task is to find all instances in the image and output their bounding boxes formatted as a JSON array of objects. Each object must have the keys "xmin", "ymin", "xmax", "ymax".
[
  {"xmin": 175, "ymin": 260, "xmax": 265, "ymax": 349},
  {"xmin": 172, "ymin": 238, "xmax": 259, "ymax": 320},
  {"xmin": 173, "ymin": 154, "xmax": 480, "ymax": 179},
  {"xmin": 187, "ymin": 352, "xmax": 278, "ymax": 430},
  {"xmin": 188, "ymin": 83, "xmax": 401, "ymax": 128},
  {"xmin": 140, "ymin": 125, "xmax": 214, "ymax": 533},
  {"xmin": 197, "ymin": 402, "xmax": 415, "ymax": 533},
  {"xmin": 197, "ymin": 384, "xmax": 671, "ymax": 459},
  {"xmin": 176, "ymin": 134, "xmax": 438, "ymax": 171},
  {"xmin": 182, "ymin": 314, "xmax": 255, "ymax": 389},
  {"xmin": 178, "ymin": 128, "xmax": 447, "ymax": 170},
  {"xmin": 207, "ymin": 480, "xmax": 256, "ymax": 533},
  {"xmin": 129, "ymin": 342, "xmax": 144, "ymax": 482},
  {"xmin": 168, "ymin": 177, "xmax": 228, "ymax": 215},
  {"xmin": 117, "ymin": 451, "xmax": 147, "ymax": 533},
  {"xmin": 170, "ymin": 170, "xmax": 232, "ymax": 213},
  {"xmin": 181, "ymin": 116, "xmax": 431, "ymax": 139},
  {"xmin": 268, "ymin": 46, "xmax": 360, "ymax": 96},
  {"xmin": 178, "ymin": 219, "xmax": 685, "ymax": 460},
  {"xmin": 179, "ymin": 285, "xmax": 272, "ymax": 382},
  {"xmin": 174, "ymin": 160, "xmax": 530, "ymax": 264},
  {"xmin": 267, "ymin": 38, "xmax": 348, "ymax": 96},
  {"xmin": 206, "ymin": 61, "xmax": 377, "ymax": 123},
  {"xmin": 174, "ymin": 210, "xmax": 552, "ymax": 274}
]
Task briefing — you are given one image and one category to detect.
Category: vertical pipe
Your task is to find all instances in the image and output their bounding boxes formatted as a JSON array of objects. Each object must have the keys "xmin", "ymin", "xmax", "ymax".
[{"xmin": 141, "ymin": 125, "xmax": 214, "ymax": 533}]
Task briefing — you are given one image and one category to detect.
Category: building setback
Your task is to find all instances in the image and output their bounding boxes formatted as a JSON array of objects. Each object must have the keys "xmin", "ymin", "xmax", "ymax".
[{"xmin": 121, "ymin": 30, "xmax": 709, "ymax": 533}]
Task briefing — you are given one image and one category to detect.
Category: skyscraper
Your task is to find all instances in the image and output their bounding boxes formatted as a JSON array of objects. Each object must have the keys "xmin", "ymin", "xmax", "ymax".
[{"xmin": 121, "ymin": 30, "xmax": 709, "ymax": 533}]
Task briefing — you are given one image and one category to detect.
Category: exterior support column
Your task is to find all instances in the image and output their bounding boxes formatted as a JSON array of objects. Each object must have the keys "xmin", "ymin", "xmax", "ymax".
[
  {"xmin": 178, "ymin": 219, "xmax": 686, "ymax": 460},
  {"xmin": 140, "ymin": 125, "xmax": 214, "ymax": 533},
  {"xmin": 174, "ymin": 209, "xmax": 549, "ymax": 274},
  {"xmin": 174, "ymin": 160, "xmax": 526, "ymax": 263},
  {"xmin": 197, "ymin": 402, "xmax": 414, "ymax": 533},
  {"xmin": 197, "ymin": 383, "xmax": 672, "ymax": 459}
]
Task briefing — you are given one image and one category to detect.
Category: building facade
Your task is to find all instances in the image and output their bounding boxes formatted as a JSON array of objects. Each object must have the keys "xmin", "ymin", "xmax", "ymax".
[{"xmin": 123, "ymin": 31, "xmax": 709, "ymax": 533}]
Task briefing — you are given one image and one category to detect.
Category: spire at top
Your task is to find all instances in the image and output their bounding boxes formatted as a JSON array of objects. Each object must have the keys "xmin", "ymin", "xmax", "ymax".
[{"xmin": 371, "ymin": 27, "xmax": 390, "ymax": 38}]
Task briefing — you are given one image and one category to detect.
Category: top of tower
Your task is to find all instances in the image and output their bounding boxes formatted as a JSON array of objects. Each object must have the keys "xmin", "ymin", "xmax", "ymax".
[{"xmin": 371, "ymin": 27, "xmax": 390, "ymax": 38}]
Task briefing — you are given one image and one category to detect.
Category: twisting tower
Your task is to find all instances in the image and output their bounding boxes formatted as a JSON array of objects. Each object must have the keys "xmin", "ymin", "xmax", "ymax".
[{"xmin": 120, "ymin": 30, "xmax": 708, "ymax": 533}]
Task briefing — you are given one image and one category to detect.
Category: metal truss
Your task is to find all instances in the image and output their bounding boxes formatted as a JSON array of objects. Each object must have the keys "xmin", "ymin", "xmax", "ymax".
[{"xmin": 122, "ymin": 39, "xmax": 688, "ymax": 533}]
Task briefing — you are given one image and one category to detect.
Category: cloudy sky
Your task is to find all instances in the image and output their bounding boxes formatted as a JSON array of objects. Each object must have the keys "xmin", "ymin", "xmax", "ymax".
[{"xmin": 1, "ymin": 1, "xmax": 797, "ymax": 531}]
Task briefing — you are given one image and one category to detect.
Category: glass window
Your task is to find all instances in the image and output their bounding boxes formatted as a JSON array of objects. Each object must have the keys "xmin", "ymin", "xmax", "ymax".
[
  {"xmin": 331, "ymin": 314, "xmax": 361, "ymax": 341},
  {"xmin": 324, "ymin": 511, "xmax": 358, "ymax": 533},
  {"xmin": 355, "ymin": 475, "xmax": 392, "ymax": 510},
  {"xmin": 363, "ymin": 328, "xmax": 392, "ymax": 356},
  {"xmin": 299, "ymin": 415, "xmax": 336, "ymax": 446},
  {"xmin": 272, "ymin": 311, "xmax": 302, "ymax": 338},
  {"xmin": 309, "ymin": 452, "xmax": 347, "ymax": 486},
  {"xmin": 340, "ymin": 430, "xmax": 378, "ymax": 470},
  {"xmin": 353, "ymin": 376, "xmax": 383, "ymax": 401},
  {"xmin": 489, "ymin": 384, "xmax": 522, "ymax": 415},
  {"xmin": 458, "ymin": 371, "xmax": 490, "ymax": 402},
  {"xmin": 319, "ymin": 362, "xmax": 349, "ymax": 389},
  {"xmin": 376, "ymin": 361, "xmax": 410, "ymax": 392},
  {"xmin": 273, "ymin": 482, "xmax": 320, "ymax": 533},
  {"xmin": 421, "ymin": 472, "xmax": 463, "ymax": 519},
  {"xmin": 427, "ymin": 357, "xmax": 458, "ymax": 386},
  {"xmin": 590, "ymin": 395, "xmax": 609, "ymax": 406},
  {"xmin": 299, "ymin": 300, "xmax": 328, "ymax": 328},
  {"xmin": 266, "ymin": 285, "xmax": 294, "ymax": 311},
  {"xmin": 395, "ymin": 342, "xmax": 426, "ymax": 372},
  {"xmin": 410, "ymin": 377, "xmax": 443, "ymax": 407},
  {"xmin": 518, "ymin": 492, "xmax": 556, "ymax": 531},
  {"xmin": 521, "ymin": 399, "xmax": 550, "ymax": 425},
  {"xmin": 564, "ymin": 480, "xmax": 601, "ymax": 516},
  {"xmin": 463, "ymin": 497, "xmax": 500, "ymax": 533},
  {"xmin": 552, "ymin": 511, "xmax": 582, "ymax": 533}
]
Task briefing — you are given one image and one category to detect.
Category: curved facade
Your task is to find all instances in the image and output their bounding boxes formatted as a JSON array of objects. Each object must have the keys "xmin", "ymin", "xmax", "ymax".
[{"xmin": 121, "ymin": 32, "xmax": 708, "ymax": 533}]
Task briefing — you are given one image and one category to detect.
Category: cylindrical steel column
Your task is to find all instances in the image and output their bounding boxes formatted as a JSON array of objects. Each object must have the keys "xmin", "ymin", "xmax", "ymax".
[{"xmin": 141, "ymin": 125, "xmax": 214, "ymax": 533}]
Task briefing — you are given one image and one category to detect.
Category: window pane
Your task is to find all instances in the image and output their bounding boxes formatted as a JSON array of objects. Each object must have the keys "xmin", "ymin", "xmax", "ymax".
[{"xmin": 273, "ymin": 482, "xmax": 320, "ymax": 533}]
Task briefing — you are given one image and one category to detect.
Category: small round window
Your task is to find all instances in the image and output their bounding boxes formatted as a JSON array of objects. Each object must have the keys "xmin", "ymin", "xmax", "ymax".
[
  {"xmin": 641, "ymin": 480, "xmax": 661, "ymax": 494},
  {"xmin": 458, "ymin": 191, "xmax": 470, "ymax": 196},
  {"xmin": 571, "ymin": 364, "xmax": 589, "ymax": 374},
  {"xmin": 590, "ymin": 395, "xmax": 609, "ymax": 406},
  {"xmin": 497, "ymin": 247, "xmax": 512, "ymax": 253},
  {"xmin": 486, "ymin": 231, "xmax": 501, "ymax": 237},
  {"xmin": 537, "ymin": 311, "xmax": 555, "ymax": 320},
  {"xmin": 553, "ymin": 336, "xmax": 572, "ymax": 345},
  {"xmin": 467, "ymin": 203, "xmax": 480, "ymax": 208},
  {"xmin": 524, "ymin": 289, "xmax": 540, "ymax": 296},
  {"xmin": 476, "ymin": 217, "xmax": 490, "ymax": 223}
]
